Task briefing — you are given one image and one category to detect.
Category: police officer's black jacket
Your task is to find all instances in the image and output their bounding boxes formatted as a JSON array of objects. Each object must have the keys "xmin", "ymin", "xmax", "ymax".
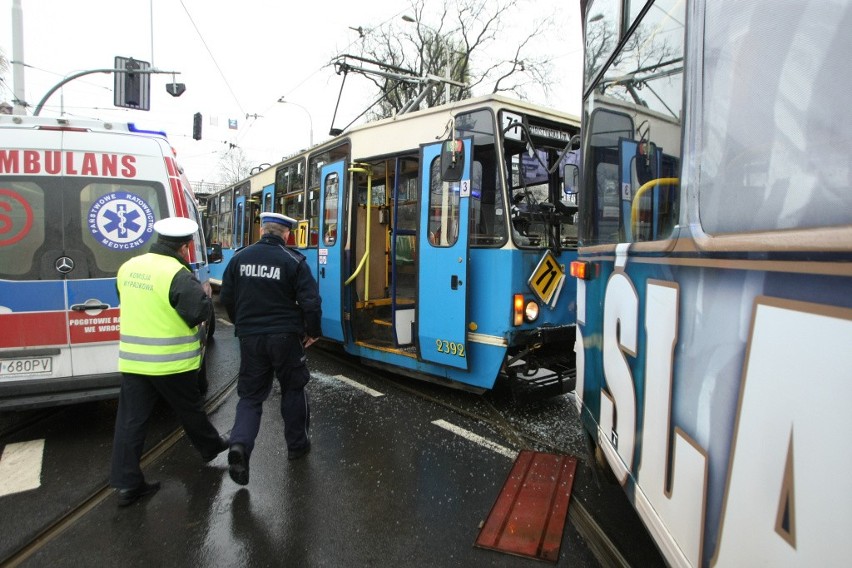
[{"xmin": 220, "ymin": 233, "xmax": 322, "ymax": 338}]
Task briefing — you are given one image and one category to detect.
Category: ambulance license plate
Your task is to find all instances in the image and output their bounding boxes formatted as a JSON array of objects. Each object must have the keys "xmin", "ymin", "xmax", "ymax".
[{"xmin": 0, "ymin": 357, "xmax": 53, "ymax": 376}]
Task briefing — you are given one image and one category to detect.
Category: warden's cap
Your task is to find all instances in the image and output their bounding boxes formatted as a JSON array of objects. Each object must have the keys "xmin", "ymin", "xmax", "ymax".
[
  {"xmin": 154, "ymin": 217, "xmax": 198, "ymax": 243},
  {"xmin": 260, "ymin": 212, "xmax": 297, "ymax": 229}
]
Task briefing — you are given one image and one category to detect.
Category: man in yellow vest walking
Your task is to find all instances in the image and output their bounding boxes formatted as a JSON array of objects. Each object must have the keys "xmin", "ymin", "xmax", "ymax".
[{"xmin": 110, "ymin": 217, "xmax": 228, "ymax": 507}]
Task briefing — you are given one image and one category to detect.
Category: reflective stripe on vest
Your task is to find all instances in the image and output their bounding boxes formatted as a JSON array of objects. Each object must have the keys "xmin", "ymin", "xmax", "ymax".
[{"xmin": 117, "ymin": 253, "xmax": 202, "ymax": 375}]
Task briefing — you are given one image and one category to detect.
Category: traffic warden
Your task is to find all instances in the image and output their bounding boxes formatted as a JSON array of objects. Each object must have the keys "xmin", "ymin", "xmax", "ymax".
[
  {"xmin": 110, "ymin": 217, "xmax": 228, "ymax": 507},
  {"xmin": 220, "ymin": 212, "xmax": 322, "ymax": 486}
]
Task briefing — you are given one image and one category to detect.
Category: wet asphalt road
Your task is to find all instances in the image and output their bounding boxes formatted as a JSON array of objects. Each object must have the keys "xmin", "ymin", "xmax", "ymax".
[{"xmin": 0, "ymin": 296, "xmax": 664, "ymax": 567}]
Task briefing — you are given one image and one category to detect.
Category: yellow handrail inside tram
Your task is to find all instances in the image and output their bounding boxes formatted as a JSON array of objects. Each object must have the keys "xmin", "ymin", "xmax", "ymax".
[
  {"xmin": 630, "ymin": 177, "xmax": 679, "ymax": 237},
  {"xmin": 344, "ymin": 165, "xmax": 372, "ymax": 300}
]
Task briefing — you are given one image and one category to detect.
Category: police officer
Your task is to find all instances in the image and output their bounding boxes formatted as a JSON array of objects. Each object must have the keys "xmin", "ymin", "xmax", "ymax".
[
  {"xmin": 110, "ymin": 217, "xmax": 228, "ymax": 507},
  {"xmin": 220, "ymin": 212, "xmax": 322, "ymax": 486}
]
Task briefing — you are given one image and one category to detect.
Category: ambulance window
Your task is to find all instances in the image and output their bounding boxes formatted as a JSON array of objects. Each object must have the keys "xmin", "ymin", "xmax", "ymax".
[
  {"xmin": 79, "ymin": 182, "xmax": 168, "ymax": 274},
  {"xmin": 0, "ymin": 181, "xmax": 46, "ymax": 279}
]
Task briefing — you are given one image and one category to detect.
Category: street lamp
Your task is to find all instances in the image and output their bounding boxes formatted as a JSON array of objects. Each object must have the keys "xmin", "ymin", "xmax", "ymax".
[
  {"xmin": 277, "ymin": 97, "xmax": 314, "ymax": 147},
  {"xmin": 401, "ymin": 15, "xmax": 457, "ymax": 104}
]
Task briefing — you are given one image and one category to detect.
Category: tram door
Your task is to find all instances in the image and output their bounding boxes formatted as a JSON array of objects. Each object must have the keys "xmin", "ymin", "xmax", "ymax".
[
  {"xmin": 417, "ymin": 139, "xmax": 472, "ymax": 370},
  {"xmin": 261, "ymin": 184, "xmax": 274, "ymax": 213},
  {"xmin": 259, "ymin": 184, "xmax": 274, "ymax": 243},
  {"xmin": 317, "ymin": 160, "xmax": 346, "ymax": 342},
  {"xmin": 234, "ymin": 195, "xmax": 247, "ymax": 248}
]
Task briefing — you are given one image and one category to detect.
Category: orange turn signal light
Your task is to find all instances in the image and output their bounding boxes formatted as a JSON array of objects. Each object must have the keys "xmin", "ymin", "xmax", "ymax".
[
  {"xmin": 513, "ymin": 294, "xmax": 524, "ymax": 326},
  {"xmin": 570, "ymin": 260, "xmax": 592, "ymax": 280}
]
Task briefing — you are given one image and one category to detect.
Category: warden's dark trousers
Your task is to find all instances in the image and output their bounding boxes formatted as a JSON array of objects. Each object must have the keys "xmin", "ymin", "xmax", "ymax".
[
  {"xmin": 230, "ymin": 333, "xmax": 311, "ymax": 457},
  {"xmin": 110, "ymin": 370, "xmax": 222, "ymax": 489}
]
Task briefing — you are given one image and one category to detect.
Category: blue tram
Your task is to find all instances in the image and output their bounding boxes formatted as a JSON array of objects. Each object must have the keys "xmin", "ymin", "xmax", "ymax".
[
  {"xmin": 205, "ymin": 94, "xmax": 581, "ymax": 397},
  {"xmin": 573, "ymin": 0, "xmax": 852, "ymax": 565}
]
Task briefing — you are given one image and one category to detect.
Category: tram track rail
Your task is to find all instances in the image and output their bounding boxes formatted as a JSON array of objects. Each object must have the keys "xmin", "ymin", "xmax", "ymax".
[{"xmin": 0, "ymin": 376, "xmax": 238, "ymax": 568}]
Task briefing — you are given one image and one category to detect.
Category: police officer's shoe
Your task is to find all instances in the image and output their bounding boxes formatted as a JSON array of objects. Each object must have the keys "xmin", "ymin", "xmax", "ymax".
[
  {"xmin": 117, "ymin": 481, "xmax": 161, "ymax": 507},
  {"xmin": 288, "ymin": 443, "xmax": 311, "ymax": 461},
  {"xmin": 203, "ymin": 436, "xmax": 230, "ymax": 463},
  {"xmin": 228, "ymin": 444, "xmax": 249, "ymax": 485}
]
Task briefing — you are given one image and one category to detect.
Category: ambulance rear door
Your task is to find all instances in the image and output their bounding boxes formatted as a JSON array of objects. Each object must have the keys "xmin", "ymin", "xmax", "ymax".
[
  {"xmin": 1, "ymin": 126, "xmax": 76, "ymax": 400},
  {"xmin": 0, "ymin": 124, "xmax": 171, "ymax": 406}
]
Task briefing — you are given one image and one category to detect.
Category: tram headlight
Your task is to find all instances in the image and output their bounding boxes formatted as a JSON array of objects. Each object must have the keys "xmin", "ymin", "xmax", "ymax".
[{"xmin": 524, "ymin": 300, "xmax": 540, "ymax": 323}]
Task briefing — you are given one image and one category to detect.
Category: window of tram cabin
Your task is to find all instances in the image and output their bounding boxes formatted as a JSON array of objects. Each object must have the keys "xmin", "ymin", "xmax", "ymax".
[
  {"xmin": 581, "ymin": 0, "xmax": 685, "ymax": 245},
  {"xmin": 453, "ymin": 109, "xmax": 507, "ymax": 246},
  {"xmin": 500, "ymin": 111, "xmax": 581, "ymax": 249}
]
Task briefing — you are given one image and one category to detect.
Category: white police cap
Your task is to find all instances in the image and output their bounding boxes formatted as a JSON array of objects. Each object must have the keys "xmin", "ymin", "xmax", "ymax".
[
  {"xmin": 153, "ymin": 217, "xmax": 198, "ymax": 242},
  {"xmin": 260, "ymin": 212, "xmax": 297, "ymax": 229}
]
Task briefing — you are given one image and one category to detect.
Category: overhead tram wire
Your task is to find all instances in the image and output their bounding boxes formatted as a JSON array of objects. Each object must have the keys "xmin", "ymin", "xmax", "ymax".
[
  {"xmin": 178, "ymin": 0, "xmax": 245, "ymax": 117},
  {"xmin": 269, "ymin": 8, "xmax": 411, "ymax": 138}
]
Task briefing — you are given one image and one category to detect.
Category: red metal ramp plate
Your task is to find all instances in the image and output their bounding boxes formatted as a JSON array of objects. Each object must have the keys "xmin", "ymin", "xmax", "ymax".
[{"xmin": 475, "ymin": 450, "xmax": 578, "ymax": 563}]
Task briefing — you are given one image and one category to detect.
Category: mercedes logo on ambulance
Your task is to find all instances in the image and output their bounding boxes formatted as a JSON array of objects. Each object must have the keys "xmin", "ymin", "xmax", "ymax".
[{"xmin": 55, "ymin": 256, "xmax": 75, "ymax": 274}]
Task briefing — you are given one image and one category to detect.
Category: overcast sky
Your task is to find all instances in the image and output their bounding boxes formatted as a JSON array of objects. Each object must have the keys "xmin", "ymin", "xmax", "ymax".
[{"xmin": 1, "ymin": 0, "xmax": 582, "ymax": 185}]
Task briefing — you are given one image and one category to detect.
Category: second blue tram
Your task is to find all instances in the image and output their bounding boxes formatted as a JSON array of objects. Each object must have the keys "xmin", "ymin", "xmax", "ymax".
[{"xmin": 206, "ymin": 94, "xmax": 581, "ymax": 397}]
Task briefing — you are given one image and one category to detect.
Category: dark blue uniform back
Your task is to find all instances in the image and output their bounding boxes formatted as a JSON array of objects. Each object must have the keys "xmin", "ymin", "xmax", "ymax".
[
  {"xmin": 220, "ymin": 234, "xmax": 322, "ymax": 338},
  {"xmin": 219, "ymin": 232, "xmax": 322, "ymax": 483}
]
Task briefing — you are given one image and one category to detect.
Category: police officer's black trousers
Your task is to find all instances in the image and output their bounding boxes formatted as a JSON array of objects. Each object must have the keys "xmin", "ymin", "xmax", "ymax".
[
  {"xmin": 110, "ymin": 370, "xmax": 221, "ymax": 489},
  {"xmin": 230, "ymin": 333, "xmax": 311, "ymax": 457}
]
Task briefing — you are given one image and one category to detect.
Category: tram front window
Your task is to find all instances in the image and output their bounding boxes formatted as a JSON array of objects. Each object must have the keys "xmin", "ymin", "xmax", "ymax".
[{"xmin": 505, "ymin": 136, "xmax": 580, "ymax": 249}]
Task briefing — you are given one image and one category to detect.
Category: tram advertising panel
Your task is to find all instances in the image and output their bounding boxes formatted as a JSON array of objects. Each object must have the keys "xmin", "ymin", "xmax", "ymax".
[{"xmin": 417, "ymin": 139, "xmax": 471, "ymax": 370}]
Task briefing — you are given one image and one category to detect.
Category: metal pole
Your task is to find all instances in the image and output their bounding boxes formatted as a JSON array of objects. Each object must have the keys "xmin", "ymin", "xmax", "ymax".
[
  {"xmin": 12, "ymin": 0, "xmax": 26, "ymax": 115},
  {"xmin": 277, "ymin": 98, "xmax": 314, "ymax": 146}
]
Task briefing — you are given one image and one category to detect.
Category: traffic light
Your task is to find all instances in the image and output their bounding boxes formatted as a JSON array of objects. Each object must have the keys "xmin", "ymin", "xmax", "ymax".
[
  {"xmin": 193, "ymin": 113, "xmax": 202, "ymax": 141},
  {"xmin": 114, "ymin": 56, "xmax": 151, "ymax": 111}
]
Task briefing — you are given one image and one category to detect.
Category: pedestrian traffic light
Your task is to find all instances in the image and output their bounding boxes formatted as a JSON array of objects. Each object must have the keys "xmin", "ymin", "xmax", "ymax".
[{"xmin": 193, "ymin": 112, "xmax": 202, "ymax": 141}]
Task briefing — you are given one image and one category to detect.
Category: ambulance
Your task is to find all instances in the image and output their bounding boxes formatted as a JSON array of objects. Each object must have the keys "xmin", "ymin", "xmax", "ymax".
[{"xmin": 0, "ymin": 115, "xmax": 217, "ymax": 410}]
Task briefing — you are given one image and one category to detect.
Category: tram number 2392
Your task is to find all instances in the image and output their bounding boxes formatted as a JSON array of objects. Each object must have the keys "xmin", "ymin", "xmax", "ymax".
[{"xmin": 436, "ymin": 339, "xmax": 465, "ymax": 357}]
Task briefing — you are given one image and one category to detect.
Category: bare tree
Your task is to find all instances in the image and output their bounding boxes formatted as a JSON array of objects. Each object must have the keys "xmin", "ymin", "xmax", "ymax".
[
  {"xmin": 342, "ymin": 0, "xmax": 557, "ymax": 119},
  {"xmin": 217, "ymin": 145, "xmax": 252, "ymax": 185}
]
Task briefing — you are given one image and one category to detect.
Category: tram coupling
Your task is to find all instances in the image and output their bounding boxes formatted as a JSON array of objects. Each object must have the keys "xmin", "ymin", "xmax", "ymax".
[{"xmin": 500, "ymin": 326, "xmax": 577, "ymax": 401}]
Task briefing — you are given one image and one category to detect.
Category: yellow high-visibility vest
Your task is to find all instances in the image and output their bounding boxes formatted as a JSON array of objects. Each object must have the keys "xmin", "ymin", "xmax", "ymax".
[{"xmin": 117, "ymin": 253, "xmax": 202, "ymax": 375}]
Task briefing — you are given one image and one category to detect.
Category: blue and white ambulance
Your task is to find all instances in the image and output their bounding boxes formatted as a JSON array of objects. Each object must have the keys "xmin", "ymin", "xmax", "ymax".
[{"xmin": 0, "ymin": 115, "xmax": 214, "ymax": 410}]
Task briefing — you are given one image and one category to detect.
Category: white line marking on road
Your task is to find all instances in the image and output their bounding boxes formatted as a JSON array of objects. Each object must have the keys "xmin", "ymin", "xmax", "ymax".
[
  {"xmin": 216, "ymin": 318, "xmax": 233, "ymax": 326},
  {"xmin": 432, "ymin": 419, "xmax": 518, "ymax": 460},
  {"xmin": 0, "ymin": 439, "xmax": 45, "ymax": 497},
  {"xmin": 333, "ymin": 374, "xmax": 385, "ymax": 397}
]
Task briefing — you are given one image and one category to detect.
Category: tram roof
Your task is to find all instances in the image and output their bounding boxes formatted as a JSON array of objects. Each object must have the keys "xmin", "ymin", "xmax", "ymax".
[{"xmin": 220, "ymin": 93, "xmax": 580, "ymax": 193}]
